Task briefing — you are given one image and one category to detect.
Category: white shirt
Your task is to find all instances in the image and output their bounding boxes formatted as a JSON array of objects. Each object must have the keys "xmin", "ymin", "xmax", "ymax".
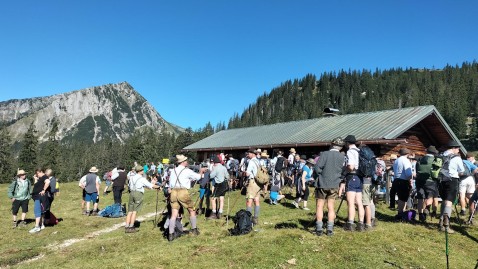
[
  {"xmin": 169, "ymin": 165, "xmax": 201, "ymax": 189},
  {"xmin": 246, "ymin": 157, "xmax": 259, "ymax": 180},
  {"xmin": 444, "ymin": 151, "xmax": 465, "ymax": 178},
  {"xmin": 78, "ymin": 175, "xmax": 101, "ymax": 187},
  {"xmin": 288, "ymin": 154, "xmax": 295, "ymax": 165},
  {"xmin": 393, "ymin": 156, "xmax": 413, "ymax": 180},
  {"xmin": 346, "ymin": 145, "xmax": 359, "ymax": 171},
  {"xmin": 128, "ymin": 173, "xmax": 154, "ymax": 193}
]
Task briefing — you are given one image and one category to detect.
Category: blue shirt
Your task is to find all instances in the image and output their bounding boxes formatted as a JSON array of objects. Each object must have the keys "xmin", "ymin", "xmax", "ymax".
[
  {"xmin": 463, "ymin": 159, "xmax": 477, "ymax": 173},
  {"xmin": 393, "ymin": 156, "xmax": 413, "ymax": 180},
  {"xmin": 303, "ymin": 165, "xmax": 313, "ymax": 182}
]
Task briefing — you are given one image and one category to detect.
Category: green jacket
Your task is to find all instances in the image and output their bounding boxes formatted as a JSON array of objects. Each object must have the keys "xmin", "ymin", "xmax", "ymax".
[{"xmin": 7, "ymin": 178, "xmax": 31, "ymax": 200}]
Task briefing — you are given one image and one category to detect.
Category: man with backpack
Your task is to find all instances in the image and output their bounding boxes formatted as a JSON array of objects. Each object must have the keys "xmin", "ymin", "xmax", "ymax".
[
  {"xmin": 392, "ymin": 148, "xmax": 413, "ymax": 221},
  {"xmin": 343, "ymin": 135, "xmax": 365, "ymax": 231},
  {"xmin": 314, "ymin": 137, "xmax": 346, "ymax": 235},
  {"xmin": 8, "ymin": 169, "xmax": 31, "ymax": 228},
  {"xmin": 358, "ymin": 145, "xmax": 378, "ymax": 230},
  {"xmin": 245, "ymin": 148, "xmax": 261, "ymax": 225},
  {"xmin": 415, "ymin": 146, "xmax": 440, "ymax": 222},
  {"xmin": 111, "ymin": 165, "xmax": 128, "ymax": 205},
  {"xmin": 438, "ymin": 141, "xmax": 465, "ymax": 233},
  {"xmin": 272, "ymin": 151, "xmax": 286, "ymax": 188},
  {"xmin": 459, "ymin": 153, "xmax": 478, "ymax": 216}
]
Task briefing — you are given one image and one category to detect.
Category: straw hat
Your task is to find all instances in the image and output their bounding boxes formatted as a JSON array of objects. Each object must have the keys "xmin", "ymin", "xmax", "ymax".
[
  {"xmin": 89, "ymin": 166, "xmax": 99, "ymax": 173},
  {"xmin": 17, "ymin": 169, "xmax": 27, "ymax": 176},
  {"xmin": 289, "ymin": 148, "xmax": 296, "ymax": 153},
  {"xmin": 134, "ymin": 165, "xmax": 143, "ymax": 172},
  {"xmin": 176, "ymin": 154, "xmax": 188, "ymax": 163},
  {"xmin": 261, "ymin": 152, "xmax": 269, "ymax": 158},
  {"xmin": 306, "ymin": 158, "xmax": 316, "ymax": 165}
]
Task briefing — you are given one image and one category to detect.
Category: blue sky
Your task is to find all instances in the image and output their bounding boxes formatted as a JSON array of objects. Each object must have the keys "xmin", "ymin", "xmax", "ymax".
[{"xmin": 1, "ymin": 1, "xmax": 477, "ymax": 130}]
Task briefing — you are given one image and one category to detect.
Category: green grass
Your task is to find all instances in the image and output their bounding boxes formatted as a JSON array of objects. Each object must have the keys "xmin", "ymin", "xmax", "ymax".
[{"xmin": 1, "ymin": 182, "xmax": 477, "ymax": 269}]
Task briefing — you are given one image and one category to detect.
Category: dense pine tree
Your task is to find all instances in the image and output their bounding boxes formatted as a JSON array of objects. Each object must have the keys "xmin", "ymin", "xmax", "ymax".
[{"xmin": 18, "ymin": 122, "xmax": 38, "ymax": 174}]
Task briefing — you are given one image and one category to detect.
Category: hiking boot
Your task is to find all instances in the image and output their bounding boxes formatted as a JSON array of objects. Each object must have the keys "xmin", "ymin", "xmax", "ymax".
[
  {"xmin": 252, "ymin": 217, "xmax": 259, "ymax": 225},
  {"xmin": 190, "ymin": 228, "xmax": 200, "ymax": 236},
  {"xmin": 292, "ymin": 201, "xmax": 299, "ymax": 208},
  {"xmin": 40, "ymin": 225, "xmax": 45, "ymax": 230},
  {"xmin": 443, "ymin": 214, "xmax": 450, "ymax": 227},
  {"xmin": 217, "ymin": 213, "xmax": 222, "ymax": 219},
  {"xmin": 303, "ymin": 207, "xmax": 310, "ymax": 211},
  {"xmin": 125, "ymin": 227, "xmax": 133, "ymax": 233},
  {"xmin": 356, "ymin": 223, "xmax": 365, "ymax": 232},
  {"xmin": 19, "ymin": 221, "xmax": 27, "ymax": 227},
  {"xmin": 29, "ymin": 226, "xmax": 41, "ymax": 234},
  {"xmin": 343, "ymin": 222, "xmax": 355, "ymax": 231},
  {"xmin": 365, "ymin": 224, "xmax": 373, "ymax": 231},
  {"xmin": 13, "ymin": 221, "xmax": 17, "ymax": 228},
  {"xmin": 315, "ymin": 229, "xmax": 323, "ymax": 236},
  {"xmin": 431, "ymin": 211, "xmax": 437, "ymax": 219},
  {"xmin": 460, "ymin": 210, "xmax": 466, "ymax": 216},
  {"xmin": 326, "ymin": 230, "xmax": 334, "ymax": 236},
  {"xmin": 419, "ymin": 213, "xmax": 426, "ymax": 222},
  {"xmin": 91, "ymin": 211, "xmax": 98, "ymax": 216},
  {"xmin": 371, "ymin": 218, "xmax": 377, "ymax": 227},
  {"xmin": 82, "ymin": 210, "xmax": 88, "ymax": 215},
  {"xmin": 168, "ymin": 232, "xmax": 177, "ymax": 242},
  {"xmin": 207, "ymin": 213, "xmax": 218, "ymax": 220},
  {"xmin": 439, "ymin": 226, "xmax": 455, "ymax": 234}
]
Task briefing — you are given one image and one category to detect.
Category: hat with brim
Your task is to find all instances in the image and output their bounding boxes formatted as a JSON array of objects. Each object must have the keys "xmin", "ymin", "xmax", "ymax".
[
  {"xmin": 390, "ymin": 154, "xmax": 398, "ymax": 160},
  {"xmin": 261, "ymin": 152, "xmax": 269, "ymax": 158},
  {"xmin": 89, "ymin": 166, "xmax": 99, "ymax": 173},
  {"xmin": 306, "ymin": 158, "xmax": 316, "ymax": 165},
  {"xmin": 176, "ymin": 154, "xmax": 188, "ymax": 163},
  {"xmin": 212, "ymin": 156, "xmax": 221, "ymax": 163},
  {"xmin": 447, "ymin": 140, "xmax": 461, "ymax": 148},
  {"xmin": 17, "ymin": 169, "xmax": 27, "ymax": 176},
  {"xmin": 398, "ymin": 148, "xmax": 410, "ymax": 156},
  {"xmin": 426, "ymin": 145, "xmax": 439, "ymax": 154},
  {"xmin": 246, "ymin": 148, "xmax": 256, "ymax": 154},
  {"xmin": 134, "ymin": 165, "xmax": 143, "ymax": 172},
  {"xmin": 289, "ymin": 148, "xmax": 296, "ymax": 153},
  {"xmin": 344, "ymin": 135, "xmax": 357, "ymax": 144}
]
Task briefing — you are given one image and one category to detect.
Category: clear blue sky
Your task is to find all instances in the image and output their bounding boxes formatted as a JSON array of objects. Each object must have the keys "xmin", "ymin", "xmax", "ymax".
[{"xmin": 1, "ymin": 1, "xmax": 477, "ymax": 130}]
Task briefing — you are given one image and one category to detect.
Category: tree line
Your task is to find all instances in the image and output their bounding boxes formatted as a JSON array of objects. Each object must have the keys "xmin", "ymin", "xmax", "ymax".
[{"xmin": 227, "ymin": 61, "xmax": 478, "ymax": 146}]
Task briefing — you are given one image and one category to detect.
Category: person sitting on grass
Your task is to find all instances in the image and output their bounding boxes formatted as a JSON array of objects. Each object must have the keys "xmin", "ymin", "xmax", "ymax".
[
  {"xmin": 125, "ymin": 165, "xmax": 160, "ymax": 233},
  {"xmin": 29, "ymin": 168, "xmax": 50, "ymax": 234},
  {"xmin": 269, "ymin": 180, "xmax": 284, "ymax": 205},
  {"xmin": 8, "ymin": 169, "xmax": 31, "ymax": 228}
]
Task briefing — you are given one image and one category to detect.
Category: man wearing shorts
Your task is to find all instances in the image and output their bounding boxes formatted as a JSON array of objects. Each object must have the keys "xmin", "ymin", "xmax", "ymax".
[
  {"xmin": 245, "ymin": 149, "xmax": 261, "ymax": 225},
  {"xmin": 81, "ymin": 167, "xmax": 101, "ymax": 216},
  {"xmin": 125, "ymin": 165, "xmax": 160, "ymax": 233},
  {"xmin": 392, "ymin": 148, "xmax": 413, "ymax": 221},
  {"xmin": 207, "ymin": 156, "xmax": 230, "ymax": 220},
  {"xmin": 415, "ymin": 146, "xmax": 440, "ymax": 222},
  {"xmin": 343, "ymin": 135, "xmax": 364, "ymax": 231},
  {"xmin": 314, "ymin": 137, "xmax": 345, "ymax": 236},
  {"xmin": 168, "ymin": 154, "xmax": 202, "ymax": 241},
  {"xmin": 8, "ymin": 169, "xmax": 31, "ymax": 228},
  {"xmin": 460, "ymin": 153, "xmax": 478, "ymax": 216}
]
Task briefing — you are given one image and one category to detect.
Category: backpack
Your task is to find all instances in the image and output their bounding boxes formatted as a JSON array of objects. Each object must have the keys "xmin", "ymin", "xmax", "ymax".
[
  {"xmin": 461, "ymin": 160, "xmax": 472, "ymax": 179},
  {"xmin": 438, "ymin": 154, "xmax": 460, "ymax": 181},
  {"xmin": 230, "ymin": 209, "xmax": 253, "ymax": 236},
  {"xmin": 416, "ymin": 155, "xmax": 434, "ymax": 183},
  {"xmin": 430, "ymin": 157, "xmax": 443, "ymax": 180},
  {"xmin": 98, "ymin": 203, "xmax": 125, "ymax": 218},
  {"xmin": 253, "ymin": 160, "xmax": 270, "ymax": 185},
  {"xmin": 275, "ymin": 156, "xmax": 286, "ymax": 173},
  {"xmin": 354, "ymin": 146, "xmax": 378, "ymax": 179}
]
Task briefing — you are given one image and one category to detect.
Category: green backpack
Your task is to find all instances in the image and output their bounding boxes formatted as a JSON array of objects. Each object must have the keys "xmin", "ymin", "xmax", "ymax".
[{"xmin": 430, "ymin": 157, "xmax": 443, "ymax": 180}]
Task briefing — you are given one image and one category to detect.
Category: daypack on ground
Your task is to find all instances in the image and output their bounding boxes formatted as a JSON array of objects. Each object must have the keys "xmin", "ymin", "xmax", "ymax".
[
  {"xmin": 230, "ymin": 209, "xmax": 253, "ymax": 236},
  {"xmin": 98, "ymin": 203, "xmax": 125, "ymax": 218},
  {"xmin": 355, "ymin": 146, "xmax": 378, "ymax": 179}
]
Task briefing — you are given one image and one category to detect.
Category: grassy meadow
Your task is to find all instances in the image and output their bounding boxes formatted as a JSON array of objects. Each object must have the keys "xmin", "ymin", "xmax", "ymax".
[{"xmin": 0, "ymin": 181, "xmax": 477, "ymax": 269}]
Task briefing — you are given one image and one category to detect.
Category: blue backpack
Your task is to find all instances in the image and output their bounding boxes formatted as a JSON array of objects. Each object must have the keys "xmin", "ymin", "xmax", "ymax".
[{"xmin": 98, "ymin": 203, "xmax": 125, "ymax": 218}]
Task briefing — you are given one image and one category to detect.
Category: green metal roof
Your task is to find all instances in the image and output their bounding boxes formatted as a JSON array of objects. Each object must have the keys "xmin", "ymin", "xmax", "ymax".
[{"xmin": 184, "ymin": 105, "xmax": 463, "ymax": 152}]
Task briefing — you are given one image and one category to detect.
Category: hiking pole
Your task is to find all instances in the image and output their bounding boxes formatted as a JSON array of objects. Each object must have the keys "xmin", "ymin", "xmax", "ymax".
[
  {"xmin": 468, "ymin": 200, "xmax": 477, "ymax": 224},
  {"xmin": 445, "ymin": 214, "xmax": 450, "ymax": 269},
  {"xmin": 226, "ymin": 187, "xmax": 230, "ymax": 228},
  {"xmin": 453, "ymin": 195, "xmax": 462, "ymax": 226},
  {"xmin": 153, "ymin": 189, "xmax": 160, "ymax": 229}
]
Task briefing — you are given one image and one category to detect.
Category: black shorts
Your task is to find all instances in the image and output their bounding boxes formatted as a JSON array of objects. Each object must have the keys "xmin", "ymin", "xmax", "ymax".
[
  {"xmin": 416, "ymin": 181, "xmax": 439, "ymax": 199},
  {"xmin": 12, "ymin": 199, "xmax": 29, "ymax": 215},
  {"xmin": 212, "ymin": 181, "xmax": 228, "ymax": 197},
  {"xmin": 82, "ymin": 189, "xmax": 86, "ymax": 199},
  {"xmin": 395, "ymin": 180, "xmax": 411, "ymax": 202},
  {"xmin": 439, "ymin": 178, "xmax": 459, "ymax": 202}
]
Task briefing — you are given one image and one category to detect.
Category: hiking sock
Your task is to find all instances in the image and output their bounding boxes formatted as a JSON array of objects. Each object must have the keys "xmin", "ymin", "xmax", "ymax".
[
  {"xmin": 190, "ymin": 216, "xmax": 197, "ymax": 229},
  {"xmin": 440, "ymin": 202, "xmax": 446, "ymax": 218},
  {"xmin": 444, "ymin": 206, "xmax": 452, "ymax": 222},
  {"xmin": 169, "ymin": 217, "xmax": 177, "ymax": 235},
  {"xmin": 246, "ymin": 206, "xmax": 252, "ymax": 214},
  {"xmin": 316, "ymin": 221, "xmax": 323, "ymax": 231},
  {"xmin": 327, "ymin": 221, "xmax": 334, "ymax": 232},
  {"xmin": 254, "ymin": 206, "xmax": 260, "ymax": 218}
]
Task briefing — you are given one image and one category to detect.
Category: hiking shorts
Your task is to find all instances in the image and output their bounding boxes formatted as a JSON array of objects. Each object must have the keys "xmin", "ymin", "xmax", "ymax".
[
  {"xmin": 395, "ymin": 179, "xmax": 411, "ymax": 202},
  {"xmin": 459, "ymin": 176, "xmax": 475, "ymax": 194},
  {"xmin": 315, "ymin": 188, "xmax": 338, "ymax": 200},
  {"xmin": 345, "ymin": 175, "xmax": 362, "ymax": 192},
  {"xmin": 416, "ymin": 181, "xmax": 438, "ymax": 199},
  {"xmin": 12, "ymin": 199, "xmax": 29, "ymax": 215},
  {"xmin": 362, "ymin": 183, "xmax": 374, "ymax": 206},
  {"xmin": 85, "ymin": 192, "xmax": 98, "ymax": 203},
  {"xmin": 170, "ymin": 188, "xmax": 194, "ymax": 210},
  {"xmin": 246, "ymin": 179, "xmax": 261, "ymax": 199},
  {"xmin": 212, "ymin": 181, "xmax": 228, "ymax": 198},
  {"xmin": 439, "ymin": 178, "xmax": 459, "ymax": 202},
  {"xmin": 128, "ymin": 191, "xmax": 144, "ymax": 212}
]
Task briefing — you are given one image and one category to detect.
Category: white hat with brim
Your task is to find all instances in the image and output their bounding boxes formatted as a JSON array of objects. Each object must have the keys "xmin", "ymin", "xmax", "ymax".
[
  {"xmin": 89, "ymin": 166, "xmax": 99, "ymax": 173},
  {"xmin": 176, "ymin": 154, "xmax": 188, "ymax": 163},
  {"xmin": 17, "ymin": 169, "xmax": 27, "ymax": 176}
]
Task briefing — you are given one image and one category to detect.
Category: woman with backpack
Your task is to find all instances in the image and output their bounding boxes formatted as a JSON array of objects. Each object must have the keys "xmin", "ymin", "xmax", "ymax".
[{"xmin": 292, "ymin": 158, "xmax": 315, "ymax": 210}]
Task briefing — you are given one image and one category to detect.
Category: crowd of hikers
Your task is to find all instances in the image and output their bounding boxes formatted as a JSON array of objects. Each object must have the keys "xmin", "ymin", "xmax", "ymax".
[{"xmin": 6, "ymin": 135, "xmax": 478, "ymax": 240}]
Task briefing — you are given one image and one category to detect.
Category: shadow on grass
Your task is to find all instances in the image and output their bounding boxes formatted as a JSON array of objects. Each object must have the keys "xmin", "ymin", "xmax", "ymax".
[
  {"xmin": 274, "ymin": 221, "xmax": 298, "ymax": 229},
  {"xmin": 452, "ymin": 225, "xmax": 478, "ymax": 244}
]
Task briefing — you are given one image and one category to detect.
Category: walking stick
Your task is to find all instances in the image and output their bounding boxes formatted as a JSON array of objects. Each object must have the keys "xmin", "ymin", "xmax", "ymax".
[
  {"xmin": 153, "ymin": 189, "xmax": 160, "ymax": 229},
  {"xmin": 445, "ymin": 214, "xmax": 450, "ymax": 269}
]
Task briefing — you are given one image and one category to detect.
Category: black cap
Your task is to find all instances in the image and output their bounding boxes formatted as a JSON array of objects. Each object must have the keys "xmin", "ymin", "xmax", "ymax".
[{"xmin": 344, "ymin": 135, "xmax": 357, "ymax": 144}]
